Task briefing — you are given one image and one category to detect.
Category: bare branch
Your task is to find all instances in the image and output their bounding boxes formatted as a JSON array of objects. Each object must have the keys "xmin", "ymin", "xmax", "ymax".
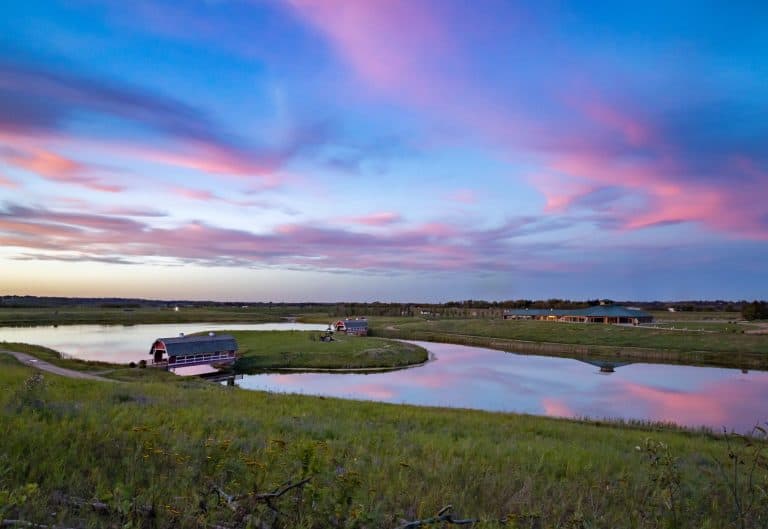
[
  {"xmin": 211, "ymin": 476, "xmax": 312, "ymax": 514},
  {"xmin": 397, "ymin": 505, "xmax": 478, "ymax": 529},
  {"xmin": 252, "ymin": 477, "xmax": 312, "ymax": 501}
]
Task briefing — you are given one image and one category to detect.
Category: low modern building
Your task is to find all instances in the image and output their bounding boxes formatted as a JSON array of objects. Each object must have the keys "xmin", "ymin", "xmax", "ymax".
[
  {"xmin": 503, "ymin": 305, "xmax": 653, "ymax": 324},
  {"xmin": 149, "ymin": 333, "xmax": 238, "ymax": 371}
]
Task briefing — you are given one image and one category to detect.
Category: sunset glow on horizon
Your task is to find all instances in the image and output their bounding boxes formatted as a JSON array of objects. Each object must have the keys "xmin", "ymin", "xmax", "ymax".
[{"xmin": 1, "ymin": 1, "xmax": 767, "ymax": 301}]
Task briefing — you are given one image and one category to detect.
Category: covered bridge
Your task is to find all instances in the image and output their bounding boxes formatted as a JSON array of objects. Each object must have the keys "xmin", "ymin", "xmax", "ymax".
[
  {"xmin": 334, "ymin": 319, "xmax": 369, "ymax": 336},
  {"xmin": 342, "ymin": 319, "xmax": 369, "ymax": 336},
  {"xmin": 149, "ymin": 333, "xmax": 238, "ymax": 371}
]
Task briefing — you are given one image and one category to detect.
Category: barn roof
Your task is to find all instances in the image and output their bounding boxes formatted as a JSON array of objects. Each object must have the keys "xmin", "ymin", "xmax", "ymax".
[
  {"xmin": 151, "ymin": 334, "xmax": 238, "ymax": 356},
  {"xmin": 343, "ymin": 319, "xmax": 368, "ymax": 329}
]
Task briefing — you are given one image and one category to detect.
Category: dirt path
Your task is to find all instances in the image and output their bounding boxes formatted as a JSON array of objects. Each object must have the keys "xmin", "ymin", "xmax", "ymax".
[
  {"xmin": 0, "ymin": 350, "xmax": 115, "ymax": 382},
  {"xmin": 745, "ymin": 322, "xmax": 768, "ymax": 335}
]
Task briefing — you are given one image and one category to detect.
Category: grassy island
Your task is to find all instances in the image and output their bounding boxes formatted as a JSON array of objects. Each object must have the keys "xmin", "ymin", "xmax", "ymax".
[{"xmin": 230, "ymin": 330, "xmax": 428, "ymax": 372}]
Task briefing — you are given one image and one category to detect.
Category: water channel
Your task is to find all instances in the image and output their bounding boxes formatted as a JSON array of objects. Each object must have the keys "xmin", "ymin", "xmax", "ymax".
[{"xmin": 1, "ymin": 323, "xmax": 765, "ymax": 432}]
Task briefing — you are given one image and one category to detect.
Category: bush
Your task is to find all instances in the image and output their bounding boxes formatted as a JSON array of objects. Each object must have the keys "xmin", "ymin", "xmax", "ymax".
[{"xmin": 742, "ymin": 301, "xmax": 768, "ymax": 321}]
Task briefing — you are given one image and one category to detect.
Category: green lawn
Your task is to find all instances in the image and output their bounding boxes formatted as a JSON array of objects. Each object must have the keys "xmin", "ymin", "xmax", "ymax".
[
  {"xmin": 649, "ymin": 321, "xmax": 759, "ymax": 332},
  {"xmin": 1, "ymin": 354, "xmax": 766, "ymax": 528},
  {"xmin": 649, "ymin": 310, "xmax": 742, "ymax": 321},
  {"xmin": 230, "ymin": 330, "xmax": 428, "ymax": 372},
  {"xmin": 372, "ymin": 318, "xmax": 768, "ymax": 354},
  {"xmin": 0, "ymin": 342, "xmax": 113, "ymax": 372}
]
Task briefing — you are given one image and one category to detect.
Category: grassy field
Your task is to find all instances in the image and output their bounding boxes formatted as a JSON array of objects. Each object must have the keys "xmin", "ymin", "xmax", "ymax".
[
  {"xmin": 648, "ymin": 321, "xmax": 759, "ymax": 332},
  {"xmin": 2, "ymin": 306, "xmax": 765, "ymax": 370},
  {"xmin": 0, "ymin": 342, "xmax": 113, "ymax": 372},
  {"xmin": 0, "ymin": 342, "xmax": 180, "ymax": 382},
  {"xmin": 649, "ymin": 310, "xmax": 742, "ymax": 321},
  {"xmin": 1, "ymin": 354, "xmax": 766, "ymax": 528},
  {"xmin": 0, "ymin": 306, "xmax": 331, "ymax": 327},
  {"xmin": 231, "ymin": 331, "xmax": 428, "ymax": 372},
  {"xmin": 370, "ymin": 318, "xmax": 768, "ymax": 353}
]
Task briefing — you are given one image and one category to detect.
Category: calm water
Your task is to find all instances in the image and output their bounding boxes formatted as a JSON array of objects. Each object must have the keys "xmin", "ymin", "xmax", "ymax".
[
  {"xmin": 1, "ymin": 324, "xmax": 765, "ymax": 432},
  {"xmin": 239, "ymin": 341, "xmax": 768, "ymax": 433},
  {"xmin": 0, "ymin": 322, "xmax": 327, "ymax": 363}
]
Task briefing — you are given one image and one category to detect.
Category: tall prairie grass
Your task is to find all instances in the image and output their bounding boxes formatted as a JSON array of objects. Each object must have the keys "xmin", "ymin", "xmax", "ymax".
[{"xmin": 1, "ymin": 354, "xmax": 765, "ymax": 528}]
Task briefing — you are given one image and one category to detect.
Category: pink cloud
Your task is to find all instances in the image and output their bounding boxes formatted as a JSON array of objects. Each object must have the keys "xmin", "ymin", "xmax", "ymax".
[
  {"xmin": 444, "ymin": 189, "xmax": 478, "ymax": 204},
  {"xmin": 540, "ymin": 147, "xmax": 768, "ymax": 238},
  {"xmin": 340, "ymin": 211, "xmax": 402, "ymax": 226},
  {"xmin": 0, "ymin": 58, "xmax": 324, "ymax": 193},
  {"xmin": 0, "ymin": 173, "xmax": 19, "ymax": 188},
  {"xmin": 0, "ymin": 202, "xmax": 566, "ymax": 273},
  {"xmin": 578, "ymin": 99, "xmax": 651, "ymax": 148},
  {"xmin": 0, "ymin": 145, "xmax": 124, "ymax": 192},
  {"xmin": 171, "ymin": 187, "xmax": 218, "ymax": 201},
  {"xmin": 287, "ymin": 3, "xmax": 768, "ymax": 240},
  {"xmin": 287, "ymin": 0, "xmax": 450, "ymax": 100},
  {"xmin": 169, "ymin": 186, "xmax": 298, "ymax": 214}
]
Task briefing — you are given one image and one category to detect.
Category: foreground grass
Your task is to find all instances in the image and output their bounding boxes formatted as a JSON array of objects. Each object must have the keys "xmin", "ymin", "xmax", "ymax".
[
  {"xmin": 1, "ymin": 354, "xmax": 766, "ymax": 528},
  {"xmin": 230, "ymin": 331, "xmax": 428, "ymax": 372}
]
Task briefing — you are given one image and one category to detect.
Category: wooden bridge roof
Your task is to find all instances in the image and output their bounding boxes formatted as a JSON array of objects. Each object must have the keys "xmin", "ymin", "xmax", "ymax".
[{"xmin": 150, "ymin": 334, "xmax": 238, "ymax": 357}]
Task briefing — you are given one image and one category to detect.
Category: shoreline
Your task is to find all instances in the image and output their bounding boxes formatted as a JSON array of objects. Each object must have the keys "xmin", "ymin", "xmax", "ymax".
[
  {"xmin": 2, "ymin": 340, "xmax": 762, "ymax": 435},
  {"xmin": 240, "ymin": 357, "xmax": 431, "ymax": 375},
  {"xmin": 3, "ymin": 317, "xmax": 767, "ymax": 370},
  {"xmin": 373, "ymin": 329, "xmax": 768, "ymax": 370}
]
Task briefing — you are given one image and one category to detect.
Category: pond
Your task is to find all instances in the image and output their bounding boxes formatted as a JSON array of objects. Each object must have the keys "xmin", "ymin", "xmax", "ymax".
[
  {"xmin": 0, "ymin": 322, "xmax": 327, "ymax": 364},
  {"xmin": 1, "ymin": 324, "xmax": 765, "ymax": 432},
  {"xmin": 238, "ymin": 341, "xmax": 768, "ymax": 433}
]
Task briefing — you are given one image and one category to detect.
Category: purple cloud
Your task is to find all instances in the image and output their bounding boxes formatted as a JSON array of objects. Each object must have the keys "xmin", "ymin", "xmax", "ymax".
[
  {"xmin": 0, "ymin": 58, "xmax": 331, "ymax": 181},
  {"xmin": 0, "ymin": 202, "xmax": 580, "ymax": 274}
]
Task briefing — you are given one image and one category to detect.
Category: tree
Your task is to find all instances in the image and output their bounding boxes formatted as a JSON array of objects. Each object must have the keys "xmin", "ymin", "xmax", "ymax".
[{"xmin": 741, "ymin": 301, "xmax": 768, "ymax": 321}]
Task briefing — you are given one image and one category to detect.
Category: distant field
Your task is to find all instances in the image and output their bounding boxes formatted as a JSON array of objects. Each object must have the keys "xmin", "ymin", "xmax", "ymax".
[
  {"xmin": 649, "ymin": 310, "xmax": 742, "ymax": 321},
  {"xmin": 230, "ymin": 330, "xmax": 427, "ymax": 371},
  {"xmin": 371, "ymin": 318, "xmax": 768, "ymax": 353},
  {"xmin": 2, "ymin": 353, "xmax": 765, "ymax": 528},
  {"xmin": 0, "ymin": 306, "xmax": 331, "ymax": 326},
  {"xmin": 649, "ymin": 321, "xmax": 759, "ymax": 332}
]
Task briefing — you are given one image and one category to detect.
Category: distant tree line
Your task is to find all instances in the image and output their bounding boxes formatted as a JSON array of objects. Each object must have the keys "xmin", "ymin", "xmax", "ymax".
[
  {"xmin": 2, "ymin": 296, "xmax": 762, "ymax": 316},
  {"xmin": 742, "ymin": 301, "xmax": 768, "ymax": 321}
]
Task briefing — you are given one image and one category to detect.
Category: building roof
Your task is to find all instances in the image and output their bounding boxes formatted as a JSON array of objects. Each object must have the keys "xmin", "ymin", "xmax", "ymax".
[
  {"xmin": 151, "ymin": 334, "xmax": 238, "ymax": 356},
  {"xmin": 343, "ymin": 319, "xmax": 368, "ymax": 329},
  {"xmin": 503, "ymin": 308, "xmax": 557, "ymax": 317},
  {"xmin": 504, "ymin": 305, "xmax": 652, "ymax": 318},
  {"xmin": 569, "ymin": 305, "xmax": 652, "ymax": 318}
]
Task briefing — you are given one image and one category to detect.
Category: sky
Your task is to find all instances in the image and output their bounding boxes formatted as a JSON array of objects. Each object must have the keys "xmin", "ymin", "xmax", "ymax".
[{"xmin": 1, "ymin": 1, "xmax": 766, "ymax": 302}]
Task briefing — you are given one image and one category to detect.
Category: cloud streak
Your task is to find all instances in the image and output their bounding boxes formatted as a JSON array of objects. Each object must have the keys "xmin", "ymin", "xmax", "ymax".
[
  {"xmin": 285, "ymin": 1, "xmax": 768, "ymax": 239},
  {"xmin": 0, "ymin": 58, "xmax": 329, "ymax": 184},
  {"xmin": 0, "ymin": 145, "xmax": 124, "ymax": 192},
  {"xmin": 0, "ymin": 202, "xmax": 579, "ymax": 274}
]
